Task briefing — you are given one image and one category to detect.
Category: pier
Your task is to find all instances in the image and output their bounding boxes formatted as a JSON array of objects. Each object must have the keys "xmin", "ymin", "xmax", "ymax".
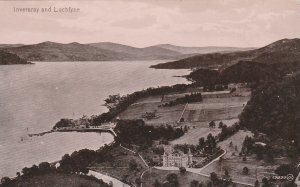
[
  {"xmin": 56, "ymin": 127, "xmax": 118, "ymax": 137},
  {"xmin": 28, "ymin": 125, "xmax": 118, "ymax": 137}
]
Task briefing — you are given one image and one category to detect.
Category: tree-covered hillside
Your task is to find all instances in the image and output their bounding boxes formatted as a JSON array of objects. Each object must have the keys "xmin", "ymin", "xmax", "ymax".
[
  {"xmin": 151, "ymin": 38, "xmax": 300, "ymax": 69},
  {"xmin": 0, "ymin": 51, "xmax": 30, "ymax": 65},
  {"xmin": 217, "ymin": 61, "xmax": 278, "ymax": 84},
  {"xmin": 186, "ymin": 68, "xmax": 219, "ymax": 86},
  {"xmin": 239, "ymin": 74, "xmax": 300, "ymax": 148},
  {"xmin": 185, "ymin": 61, "xmax": 286, "ymax": 86}
]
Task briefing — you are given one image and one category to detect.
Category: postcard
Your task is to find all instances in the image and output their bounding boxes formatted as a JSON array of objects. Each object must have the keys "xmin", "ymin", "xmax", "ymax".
[{"xmin": 0, "ymin": 0, "xmax": 300, "ymax": 187}]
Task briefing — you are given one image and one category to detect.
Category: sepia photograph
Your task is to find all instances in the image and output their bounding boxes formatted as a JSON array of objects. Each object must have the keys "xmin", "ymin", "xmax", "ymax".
[{"xmin": 0, "ymin": 0, "xmax": 300, "ymax": 186}]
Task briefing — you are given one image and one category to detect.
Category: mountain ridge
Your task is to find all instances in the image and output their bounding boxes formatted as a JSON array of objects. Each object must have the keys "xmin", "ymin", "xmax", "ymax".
[
  {"xmin": 155, "ymin": 44, "xmax": 255, "ymax": 54},
  {"xmin": 4, "ymin": 41, "xmax": 133, "ymax": 61},
  {"xmin": 88, "ymin": 42, "xmax": 181, "ymax": 60},
  {"xmin": 1, "ymin": 41, "xmax": 256, "ymax": 62},
  {"xmin": 151, "ymin": 38, "xmax": 300, "ymax": 69},
  {"xmin": 0, "ymin": 44, "xmax": 24, "ymax": 48}
]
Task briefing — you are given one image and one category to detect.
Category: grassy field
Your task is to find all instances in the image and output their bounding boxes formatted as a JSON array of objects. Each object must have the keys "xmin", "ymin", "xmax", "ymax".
[
  {"xmin": 119, "ymin": 89, "xmax": 250, "ymax": 125},
  {"xmin": 5, "ymin": 173, "xmax": 107, "ymax": 187},
  {"xmin": 217, "ymin": 130, "xmax": 253, "ymax": 158},
  {"xmin": 119, "ymin": 97, "xmax": 185, "ymax": 125},
  {"xmin": 117, "ymin": 89, "xmax": 258, "ymax": 185},
  {"xmin": 182, "ymin": 94, "xmax": 249, "ymax": 123},
  {"xmin": 183, "ymin": 89, "xmax": 250, "ymax": 123},
  {"xmin": 170, "ymin": 125, "xmax": 221, "ymax": 145},
  {"xmin": 186, "ymin": 102, "xmax": 246, "ymax": 110},
  {"xmin": 169, "ymin": 119, "xmax": 239, "ymax": 145},
  {"xmin": 201, "ymin": 96, "xmax": 250, "ymax": 104},
  {"xmin": 142, "ymin": 168, "xmax": 250, "ymax": 187},
  {"xmin": 170, "ymin": 90, "xmax": 249, "ymax": 144},
  {"xmin": 202, "ymin": 156, "xmax": 278, "ymax": 185},
  {"xmin": 183, "ymin": 106, "xmax": 244, "ymax": 122},
  {"xmin": 142, "ymin": 168, "xmax": 211, "ymax": 187},
  {"xmin": 90, "ymin": 146, "xmax": 147, "ymax": 186},
  {"xmin": 135, "ymin": 95, "xmax": 163, "ymax": 104},
  {"xmin": 201, "ymin": 130, "xmax": 281, "ymax": 185},
  {"xmin": 162, "ymin": 93, "xmax": 190, "ymax": 102},
  {"xmin": 119, "ymin": 88, "xmax": 250, "ymax": 146}
]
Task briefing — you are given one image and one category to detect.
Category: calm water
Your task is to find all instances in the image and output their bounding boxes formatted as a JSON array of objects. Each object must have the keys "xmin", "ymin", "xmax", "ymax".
[{"xmin": 0, "ymin": 61, "xmax": 189, "ymax": 177}]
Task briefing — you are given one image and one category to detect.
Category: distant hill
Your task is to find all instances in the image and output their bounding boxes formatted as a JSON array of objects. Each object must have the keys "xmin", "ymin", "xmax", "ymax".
[
  {"xmin": 0, "ymin": 51, "xmax": 31, "ymax": 65},
  {"xmin": 3, "ymin": 41, "xmax": 134, "ymax": 61},
  {"xmin": 155, "ymin": 44, "xmax": 254, "ymax": 54},
  {"xmin": 0, "ymin": 44, "xmax": 24, "ymax": 48},
  {"xmin": 151, "ymin": 51, "xmax": 252, "ymax": 69},
  {"xmin": 88, "ymin": 42, "xmax": 185, "ymax": 60},
  {"xmin": 2, "ymin": 39, "xmax": 298, "ymax": 64},
  {"xmin": 151, "ymin": 38, "xmax": 300, "ymax": 69},
  {"xmin": 1, "ymin": 41, "xmax": 255, "ymax": 62},
  {"xmin": 2, "ymin": 41, "xmax": 186, "ymax": 61}
]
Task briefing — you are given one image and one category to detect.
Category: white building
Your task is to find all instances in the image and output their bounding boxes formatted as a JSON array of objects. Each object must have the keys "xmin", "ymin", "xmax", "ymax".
[{"xmin": 162, "ymin": 146, "xmax": 193, "ymax": 168}]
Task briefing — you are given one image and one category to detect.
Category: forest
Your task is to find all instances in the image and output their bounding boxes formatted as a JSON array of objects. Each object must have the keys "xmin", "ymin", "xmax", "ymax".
[
  {"xmin": 239, "ymin": 74, "xmax": 300, "ymax": 150},
  {"xmin": 114, "ymin": 119, "xmax": 184, "ymax": 147}
]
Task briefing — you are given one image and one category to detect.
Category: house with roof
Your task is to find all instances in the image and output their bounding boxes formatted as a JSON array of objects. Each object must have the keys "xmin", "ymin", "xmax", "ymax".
[{"xmin": 162, "ymin": 145, "xmax": 193, "ymax": 168}]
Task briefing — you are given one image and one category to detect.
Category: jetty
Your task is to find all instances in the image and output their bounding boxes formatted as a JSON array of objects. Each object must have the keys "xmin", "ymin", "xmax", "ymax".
[
  {"xmin": 28, "ymin": 124, "xmax": 118, "ymax": 137},
  {"xmin": 28, "ymin": 130, "xmax": 55, "ymax": 137},
  {"xmin": 56, "ymin": 126, "xmax": 117, "ymax": 137}
]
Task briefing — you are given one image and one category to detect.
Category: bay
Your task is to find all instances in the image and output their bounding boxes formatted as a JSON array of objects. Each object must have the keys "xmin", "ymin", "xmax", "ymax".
[{"xmin": 0, "ymin": 61, "xmax": 189, "ymax": 177}]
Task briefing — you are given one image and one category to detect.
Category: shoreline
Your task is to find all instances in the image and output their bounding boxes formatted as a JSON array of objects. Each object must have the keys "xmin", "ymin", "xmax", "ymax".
[
  {"xmin": 1, "ymin": 132, "xmax": 115, "ymax": 178},
  {"xmin": 0, "ymin": 60, "xmax": 190, "ymax": 183},
  {"xmin": 3, "ymin": 84, "xmax": 255, "ymax": 186},
  {"xmin": 28, "ymin": 128, "xmax": 117, "ymax": 138}
]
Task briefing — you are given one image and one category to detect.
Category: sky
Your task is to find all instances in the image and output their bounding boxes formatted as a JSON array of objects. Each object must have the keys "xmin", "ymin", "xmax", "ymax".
[{"xmin": 0, "ymin": 0, "xmax": 299, "ymax": 47}]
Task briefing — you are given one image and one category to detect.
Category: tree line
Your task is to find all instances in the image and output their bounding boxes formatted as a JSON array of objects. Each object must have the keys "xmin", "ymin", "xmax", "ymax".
[
  {"xmin": 53, "ymin": 84, "xmax": 191, "ymax": 129},
  {"xmin": 91, "ymin": 84, "xmax": 190, "ymax": 125},
  {"xmin": 160, "ymin": 93, "xmax": 203, "ymax": 107},
  {"xmin": 0, "ymin": 146, "xmax": 113, "ymax": 187},
  {"xmin": 114, "ymin": 119, "xmax": 184, "ymax": 148}
]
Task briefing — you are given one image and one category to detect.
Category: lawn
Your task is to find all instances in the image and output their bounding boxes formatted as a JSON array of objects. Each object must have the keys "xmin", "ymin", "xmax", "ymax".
[
  {"xmin": 142, "ymin": 168, "xmax": 250, "ymax": 187},
  {"xmin": 182, "ymin": 94, "xmax": 249, "ymax": 123},
  {"xmin": 135, "ymin": 95, "xmax": 163, "ymax": 104},
  {"xmin": 162, "ymin": 92, "xmax": 191, "ymax": 102},
  {"xmin": 182, "ymin": 106, "xmax": 244, "ymax": 122},
  {"xmin": 201, "ymin": 130, "xmax": 286, "ymax": 185},
  {"xmin": 180, "ymin": 90, "xmax": 250, "ymax": 123},
  {"xmin": 89, "ymin": 146, "xmax": 148, "ymax": 186},
  {"xmin": 119, "ymin": 89, "xmax": 250, "ymax": 126},
  {"xmin": 201, "ymin": 155, "xmax": 281, "ymax": 185},
  {"xmin": 5, "ymin": 173, "xmax": 108, "ymax": 187},
  {"xmin": 201, "ymin": 96, "xmax": 250, "ymax": 104},
  {"xmin": 169, "ymin": 119, "xmax": 240, "ymax": 145},
  {"xmin": 119, "ymin": 102, "xmax": 160, "ymax": 120},
  {"xmin": 186, "ymin": 102, "xmax": 246, "ymax": 110},
  {"xmin": 170, "ymin": 125, "xmax": 221, "ymax": 145},
  {"xmin": 118, "ymin": 99, "xmax": 185, "ymax": 125},
  {"xmin": 217, "ymin": 130, "xmax": 253, "ymax": 158},
  {"xmin": 142, "ymin": 168, "xmax": 211, "ymax": 187}
]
